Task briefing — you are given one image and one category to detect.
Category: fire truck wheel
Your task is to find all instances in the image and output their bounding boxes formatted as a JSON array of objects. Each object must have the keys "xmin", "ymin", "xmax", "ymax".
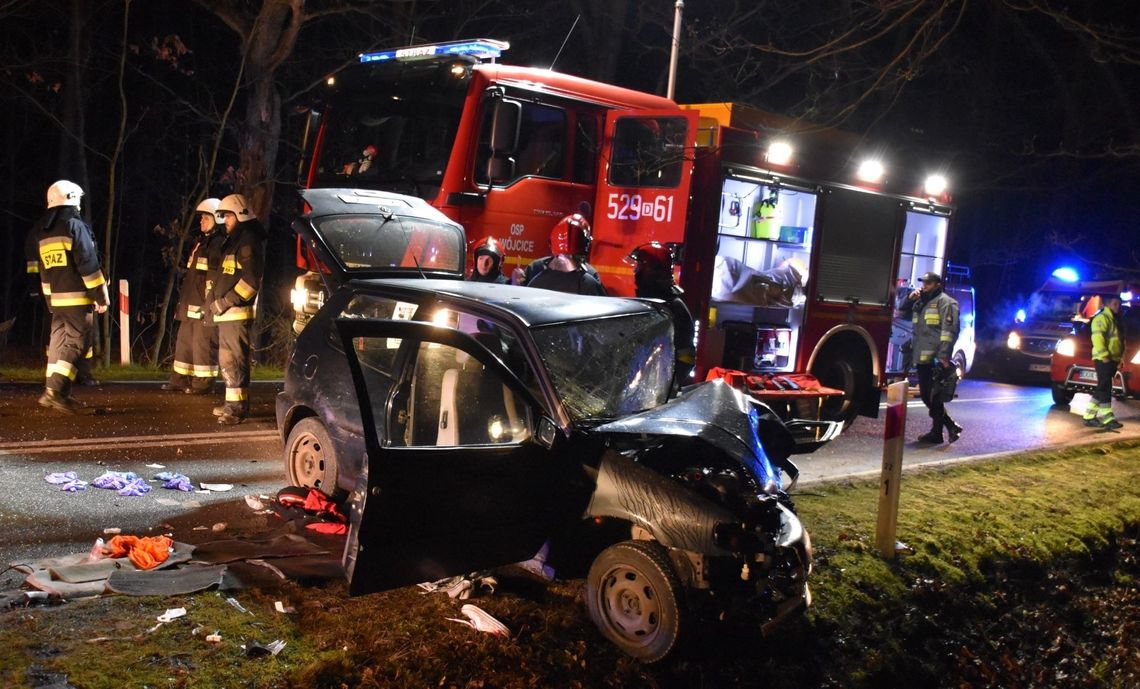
[
  {"xmin": 813, "ymin": 354, "xmax": 868, "ymax": 426},
  {"xmin": 1051, "ymin": 384, "xmax": 1074, "ymax": 408},
  {"xmin": 285, "ymin": 417, "xmax": 340, "ymax": 493}
]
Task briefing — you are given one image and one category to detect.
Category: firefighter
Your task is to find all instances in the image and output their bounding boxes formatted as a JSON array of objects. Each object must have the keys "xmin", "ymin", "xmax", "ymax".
[
  {"xmin": 1084, "ymin": 294, "xmax": 1124, "ymax": 430},
  {"xmin": 468, "ymin": 236, "xmax": 510, "ymax": 284},
  {"xmin": 901, "ymin": 271, "xmax": 963, "ymax": 443},
  {"xmin": 24, "ymin": 180, "xmax": 109, "ymax": 414},
  {"xmin": 626, "ymin": 242, "xmax": 695, "ymax": 389},
  {"xmin": 525, "ymin": 214, "xmax": 607, "ymax": 295},
  {"xmin": 206, "ymin": 193, "xmax": 266, "ymax": 425},
  {"xmin": 163, "ymin": 199, "xmax": 225, "ymax": 394},
  {"xmin": 515, "ymin": 212, "xmax": 602, "ymax": 286}
]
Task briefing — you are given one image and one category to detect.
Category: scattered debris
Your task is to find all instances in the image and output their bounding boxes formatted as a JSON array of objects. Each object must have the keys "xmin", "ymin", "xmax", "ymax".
[
  {"xmin": 446, "ymin": 604, "xmax": 510, "ymax": 637},
  {"xmin": 274, "ymin": 601, "xmax": 296, "ymax": 614},
  {"xmin": 224, "ymin": 596, "xmax": 252, "ymax": 615},
  {"xmin": 145, "ymin": 463, "xmax": 165, "ymax": 469},
  {"xmin": 200, "ymin": 483, "xmax": 234, "ymax": 492},
  {"xmin": 154, "ymin": 472, "xmax": 193, "ymax": 492},
  {"xmin": 156, "ymin": 607, "xmax": 187, "ymax": 623},
  {"xmin": 211, "ymin": 522, "xmax": 227, "ymax": 533},
  {"xmin": 103, "ymin": 527, "xmax": 121, "ymax": 535},
  {"xmin": 86, "ymin": 538, "xmax": 104, "ymax": 563},
  {"xmin": 244, "ymin": 495, "xmax": 267, "ymax": 511},
  {"xmin": 418, "ymin": 573, "xmax": 497, "ymax": 599},
  {"xmin": 205, "ymin": 632, "xmax": 222, "ymax": 644},
  {"xmin": 243, "ymin": 639, "xmax": 286, "ymax": 658}
]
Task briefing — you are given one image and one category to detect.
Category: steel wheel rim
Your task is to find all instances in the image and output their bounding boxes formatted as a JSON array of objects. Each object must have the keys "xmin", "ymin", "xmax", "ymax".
[
  {"xmin": 597, "ymin": 563, "xmax": 662, "ymax": 643},
  {"xmin": 289, "ymin": 431, "xmax": 328, "ymax": 488}
]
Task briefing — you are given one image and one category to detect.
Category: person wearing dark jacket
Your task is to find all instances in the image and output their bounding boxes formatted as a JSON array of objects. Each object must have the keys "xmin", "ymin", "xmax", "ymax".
[
  {"xmin": 205, "ymin": 193, "xmax": 266, "ymax": 425},
  {"xmin": 468, "ymin": 236, "xmax": 510, "ymax": 284},
  {"xmin": 525, "ymin": 214, "xmax": 607, "ymax": 295},
  {"xmin": 163, "ymin": 198, "xmax": 225, "ymax": 394},
  {"xmin": 24, "ymin": 180, "xmax": 109, "ymax": 413},
  {"xmin": 900, "ymin": 271, "xmax": 962, "ymax": 443},
  {"xmin": 627, "ymin": 242, "xmax": 695, "ymax": 390}
]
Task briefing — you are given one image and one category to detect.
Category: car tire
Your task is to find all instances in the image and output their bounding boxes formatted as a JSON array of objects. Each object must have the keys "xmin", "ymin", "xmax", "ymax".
[
  {"xmin": 1051, "ymin": 384, "xmax": 1074, "ymax": 408},
  {"xmin": 953, "ymin": 350, "xmax": 968, "ymax": 380},
  {"xmin": 285, "ymin": 417, "xmax": 339, "ymax": 493},
  {"xmin": 585, "ymin": 540, "xmax": 686, "ymax": 663}
]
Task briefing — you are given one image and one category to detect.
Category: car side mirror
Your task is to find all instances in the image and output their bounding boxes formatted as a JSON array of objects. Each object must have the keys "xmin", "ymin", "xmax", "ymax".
[{"xmin": 535, "ymin": 416, "xmax": 561, "ymax": 449}]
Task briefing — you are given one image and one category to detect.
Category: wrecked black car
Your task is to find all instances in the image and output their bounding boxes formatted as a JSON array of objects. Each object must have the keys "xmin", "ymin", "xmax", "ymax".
[{"xmin": 277, "ymin": 189, "xmax": 833, "ymax": 662}]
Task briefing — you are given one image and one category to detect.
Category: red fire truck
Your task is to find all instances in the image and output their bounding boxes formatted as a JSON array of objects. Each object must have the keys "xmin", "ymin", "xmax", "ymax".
[{"xmin": 293, "ymin": 39, "xmax": 956, "ymax": 423}]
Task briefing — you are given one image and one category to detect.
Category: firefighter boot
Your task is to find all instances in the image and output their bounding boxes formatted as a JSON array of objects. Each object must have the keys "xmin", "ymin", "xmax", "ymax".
[
  {"xmin": 38, "ymin": 389, "xmax": 87, "ymax": 415},
  {"xmin": 218, "ymin": 402, "xmax": 249, "ymax": 426},
  {"xmin": 916, "ymin": 427, "xmax": 943, "ymax": 444},
  {"xmin": 945, "ymin": 417, "xmax": 963, "ymax": 443}
]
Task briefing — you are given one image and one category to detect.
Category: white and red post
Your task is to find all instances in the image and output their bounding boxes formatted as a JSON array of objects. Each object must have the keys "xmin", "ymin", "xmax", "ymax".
[
  {"xmin": 876, "ymin": 381, "xmax": 908, "ymax": 559},
  {"xmin": 118, "ymin": 279, "xmax": 130, "ymax": 365}
]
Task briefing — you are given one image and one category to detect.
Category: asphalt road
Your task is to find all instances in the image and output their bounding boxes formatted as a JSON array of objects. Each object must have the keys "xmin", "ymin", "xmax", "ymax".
[{"xmin": 1, "ymin": 378, "xmax": 1137, "ymax": 592}]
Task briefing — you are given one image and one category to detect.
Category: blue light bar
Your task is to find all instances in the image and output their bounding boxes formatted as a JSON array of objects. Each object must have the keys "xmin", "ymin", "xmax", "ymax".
[
  {"xmin": 360, "ymin": 39, "xmax": 510, "ymax": 64},
  {"xmin": 1123, "ymin": 291, "xmax": 1134, "ymax": 302},
  {"xmin": 1015, "ymin": 308, "xmax": 1027, "ymax": 323},
  {"xmin": 1051, "ymin": 267, "xmax": 1079, "ymax": 283}
]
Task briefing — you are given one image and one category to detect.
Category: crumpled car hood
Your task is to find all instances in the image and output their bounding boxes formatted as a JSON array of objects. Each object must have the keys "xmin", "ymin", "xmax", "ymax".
[{"xmin": 592, "ymin": 379, "xmax": 780, "ymax": 488}]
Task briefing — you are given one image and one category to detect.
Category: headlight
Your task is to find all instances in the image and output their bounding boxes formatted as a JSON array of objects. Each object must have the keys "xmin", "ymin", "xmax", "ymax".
[
  {"xmin": 1055, "ymin": 338, "xmax": 1076, "ymax": 357},
  {"xmin": 290, "ymin": 288, "xmax": 308, "ymax": 310},
  {"xmin": 1132, "ymin": 350, "xmax": 1140, "ymax": 365},
  {"xmin": 1006, "ymin": 331, "xmax": 1022, "ymax": 350}
]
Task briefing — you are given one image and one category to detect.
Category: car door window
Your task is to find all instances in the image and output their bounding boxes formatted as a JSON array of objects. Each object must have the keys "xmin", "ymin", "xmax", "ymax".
[{"xmin": 406, "ymin": 341, "xmax": 532, "ymax": 447}]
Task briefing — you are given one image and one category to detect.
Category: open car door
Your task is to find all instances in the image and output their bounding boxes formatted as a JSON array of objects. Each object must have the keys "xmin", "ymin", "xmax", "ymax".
[
  {"xmin": 591, "ymin": 109, "xmax": 698, "ymax": 297},
  {"xmin": 337, "ymin": 318, "xmax": 584, "ymax": 595}
]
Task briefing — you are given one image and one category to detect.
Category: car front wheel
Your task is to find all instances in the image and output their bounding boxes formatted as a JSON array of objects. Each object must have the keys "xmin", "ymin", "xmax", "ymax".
[
  {"xmin": 285, "ymin": 417, "xmax": 339, "ymax": 493},
  {"xmin": 585, "ymin": 540, "xmax": 685, "ymax": 663}
]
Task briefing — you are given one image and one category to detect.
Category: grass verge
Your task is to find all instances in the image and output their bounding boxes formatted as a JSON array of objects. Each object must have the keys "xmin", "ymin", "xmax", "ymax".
[
  {"xmin": 2, "ymin": 441, "xmax": 1138, "ymax": 688},
  {"xmin": 0, "ymin": 362, "xmax": 284, "ymax": 382}
]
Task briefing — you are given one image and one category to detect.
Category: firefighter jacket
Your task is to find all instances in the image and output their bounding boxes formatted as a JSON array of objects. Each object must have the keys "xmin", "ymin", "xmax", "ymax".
[
  {"xmin": 24, "ymin": 207, "xmax": 108, "ymax": 310},
  {"xmin": 1090, "ymin": 307, "xmax": 1123, "ymax": 363},
  {"xmin": 175, "ymin": 227, "xmax": 225, "ymax": 321},
  {"xmin": 206, "ymin": 219, "xmax": 266, "ymax": 323},
  {"xmin": 901, "ymin": 287, "xmax": 959, "ymax": 366}
]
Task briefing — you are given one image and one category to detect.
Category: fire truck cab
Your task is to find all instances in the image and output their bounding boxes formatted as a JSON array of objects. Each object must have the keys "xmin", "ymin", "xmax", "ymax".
[{"xmin": 294, "ymin": 39, "xmax": 957, "ymax": 424}]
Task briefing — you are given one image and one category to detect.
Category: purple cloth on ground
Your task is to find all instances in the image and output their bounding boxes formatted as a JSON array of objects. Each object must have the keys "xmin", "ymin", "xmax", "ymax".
[
  {"xmin": 60, "ymin": 480, "xmax": 87, "ymax": 492},
  {"xmin": 162, "ymin": 476, "xmax": 193, "ymax": 492},
  {"xmin": 92, "ymin": 471, "xmax": 138, "ymax": 490},
  {"xmin": 45, "ymin": 471, "xmax": 78, "ymax": 485},
  {"xmin": 117, "ymin": 478, "xmax": 151, "ymax": 496}
]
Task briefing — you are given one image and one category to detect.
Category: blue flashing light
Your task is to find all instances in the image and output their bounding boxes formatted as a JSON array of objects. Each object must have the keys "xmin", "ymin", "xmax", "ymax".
[
  {"xmin": 360, "ymin": 39, "xmax": 510, "ymax": 64},
  {"xmin": 1015, "ymin": 308, "xmax": 1027, "ymax": 323},
  {"xmin": 1051, "ymin": 266, "xmax": 1080, "ymax": 283},
  {"xmin": 1123, "ymin": 291, "xmax": 1134, "ymax": 302}
]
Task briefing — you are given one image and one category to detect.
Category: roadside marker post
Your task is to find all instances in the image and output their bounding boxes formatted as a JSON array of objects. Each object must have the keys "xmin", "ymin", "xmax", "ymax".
[
  {"xmin": 876, "ymin": 381, "xmax": 907, "ymax": 559},
  {"xmin": 119, "ymin": 279, "xmax": 130, "ymax": 365}
]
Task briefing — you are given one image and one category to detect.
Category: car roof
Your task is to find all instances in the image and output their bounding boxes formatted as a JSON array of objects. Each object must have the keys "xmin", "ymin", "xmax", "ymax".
[{"xmin": 348, "ymin": 278, "xmax": 660, "ymax": 327}]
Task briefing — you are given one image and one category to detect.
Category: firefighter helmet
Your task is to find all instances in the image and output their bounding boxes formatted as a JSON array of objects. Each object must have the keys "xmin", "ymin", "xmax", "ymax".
[
  {"xmin": 195, "ymin": 198, "xmax": 222, "ymax": 222},
  {"xmin": 46, "ymin": 180, "xmax": 83, "ymax": 208},
  {"xmin": 473, "ymin": 236, "xmax": 503, "ymax": 261},
  {"xmin": 626, "ymin": 242, "xmax": 676, "ymax": 290},
  {"xmin": 218, "ymin": 194, "xmax": 255, "ymax": 222},
  {"xmin": 549, "ymin": 213, "xmax": 592, "ymax": 256}
]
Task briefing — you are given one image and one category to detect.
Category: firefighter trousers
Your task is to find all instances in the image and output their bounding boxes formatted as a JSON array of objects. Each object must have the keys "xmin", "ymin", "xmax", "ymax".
[
  {"xmin": 170, "ymin": 317, "xmax": 219, "ymax": 390},
  {"xmin": 1085, "ymin": 360, "xmax": 1119, "ymax": 423},
  {"xmin": 917, "ymin": 363, "xmax": 954, "ymax": 432},
  {"xmin": 45, "ymin": 307, "xmax": 93, "ymax": 397},
  {"xmin": 216, "ymin": 319, "xmax": 251, "ymax": 410}
]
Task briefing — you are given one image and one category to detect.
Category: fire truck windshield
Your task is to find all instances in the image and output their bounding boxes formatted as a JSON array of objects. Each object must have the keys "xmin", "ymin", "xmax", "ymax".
[{"xmin": 310, "ymin": 63, "xmax": 469, "ymax": 200}]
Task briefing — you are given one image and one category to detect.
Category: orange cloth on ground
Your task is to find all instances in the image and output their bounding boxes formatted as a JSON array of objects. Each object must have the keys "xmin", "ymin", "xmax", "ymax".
[{"xmin": 106, "ymin": 535, "xmax": 174, "ymax": 570}]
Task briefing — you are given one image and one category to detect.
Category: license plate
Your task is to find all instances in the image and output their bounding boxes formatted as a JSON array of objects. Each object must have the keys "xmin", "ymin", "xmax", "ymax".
[
  {"xmin": 1077, "ymin": 369, "xmax": 1098, "ymax": 382},
  {"xmin": 1028, "ymin": 364, "xmax": 1051, "ymax": 372}
]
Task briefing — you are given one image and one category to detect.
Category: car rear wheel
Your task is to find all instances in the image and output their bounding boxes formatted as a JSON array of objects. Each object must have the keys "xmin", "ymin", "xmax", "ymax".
[
  {"xmin": 1051, "ymin": 383, "xmax": 1074, "ymax": 408},
  {"xmin": 585, "ymin": 540, "xmax": 685, "ymax": 663},
  {"xmin": 285, "ymin": 417, "xmax": 339, "ymax": 493}
]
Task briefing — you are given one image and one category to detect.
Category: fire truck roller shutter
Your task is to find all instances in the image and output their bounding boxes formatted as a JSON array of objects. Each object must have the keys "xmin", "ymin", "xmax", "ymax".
[{"xmin": 809, "ymin": 327, "xmax": 877, "ymax": 426}]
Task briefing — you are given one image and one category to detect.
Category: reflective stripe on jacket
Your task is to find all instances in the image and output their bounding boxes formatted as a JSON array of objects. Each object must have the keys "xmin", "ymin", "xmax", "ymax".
[
  {"xmin": 903, "ymin": 289, "xmax": 960, "ymax": 366},
  {"xmin": 1090, "ymin": 307, "xmax": 1123, "ymax": 362},
  {"xmin": 24, "ymin": 209, "xmax": 107, "ymax": 309}
]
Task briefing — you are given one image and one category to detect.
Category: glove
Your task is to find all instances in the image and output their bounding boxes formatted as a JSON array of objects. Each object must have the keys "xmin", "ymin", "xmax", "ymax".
[{"xmin": 210, "ymin": 297, "xmax": 232, "ymax": 316}]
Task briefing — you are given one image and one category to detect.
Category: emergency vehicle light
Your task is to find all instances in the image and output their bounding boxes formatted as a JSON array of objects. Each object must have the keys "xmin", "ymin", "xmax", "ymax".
[
  {"xmin": 1015, "ymin": 308, "xmax": 1027, "ymax": 323},
  {"xmin": 1122, "ymin": 290, "xmax": 1133, "ymax": 302},
  {"xmin": 1051, "ymin": 267, "xmax": 1079, "ymax": 283},
  {"xmin": 856, "ymin": 159, "xmax": 885, "ymax": 184},
  {"xmin": 923, "ymin": 174, "xmax": 948, "ymax": 198},
  {"xmin": 767, "ymin": 141, "xmax": 793, "ymax": 166},
  {"xmin": 360, "ymin": 39, "xmax": 510, "ymax": 64}
]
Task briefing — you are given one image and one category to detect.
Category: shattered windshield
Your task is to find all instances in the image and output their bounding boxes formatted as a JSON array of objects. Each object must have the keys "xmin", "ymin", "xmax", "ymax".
[
  {"xmin": 530, "ymin": 311, "xmax": 674, "ymax": 420},
  {"xmin": 311, "ymin": 61, "xmax": 469, "ymax": 200}
]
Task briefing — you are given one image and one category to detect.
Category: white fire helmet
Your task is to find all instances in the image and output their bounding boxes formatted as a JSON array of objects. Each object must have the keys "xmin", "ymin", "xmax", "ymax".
[
  {"xmin": 195, "ymin": 197, "xmax": 223, "ymax": 223},
  {"xmin": 46, "ymin": 180, "xmax": 84, "ymax": 209},
  {"xmin": 217, "ymin": 194, "xmax": 255, "ymax": 222}
]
